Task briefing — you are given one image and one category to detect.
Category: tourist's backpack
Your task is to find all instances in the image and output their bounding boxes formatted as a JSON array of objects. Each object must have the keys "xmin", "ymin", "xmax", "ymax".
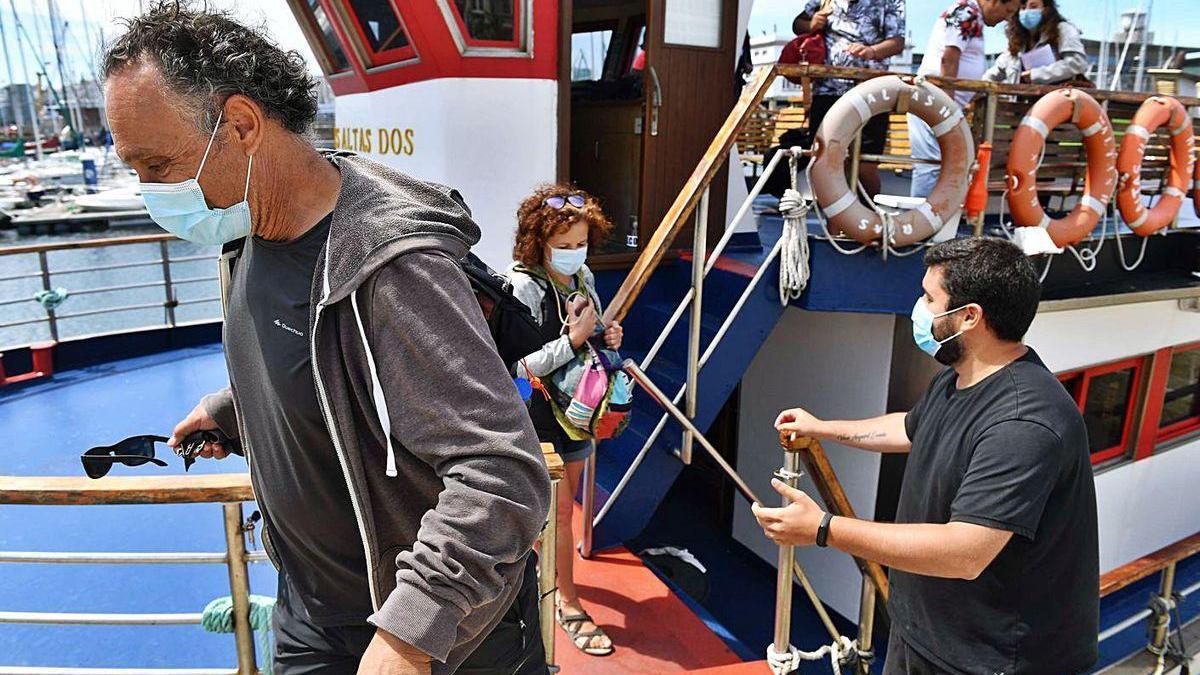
[{"xmin": 460, "ymin": 253, "xmax": 545, "ymax": 375}]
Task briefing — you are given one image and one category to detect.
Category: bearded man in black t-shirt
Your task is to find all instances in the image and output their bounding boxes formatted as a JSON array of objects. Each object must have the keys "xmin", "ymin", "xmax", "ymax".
[{"xmin": 752, "ymin": 237, "xmax": 1099, "ymax": 674}]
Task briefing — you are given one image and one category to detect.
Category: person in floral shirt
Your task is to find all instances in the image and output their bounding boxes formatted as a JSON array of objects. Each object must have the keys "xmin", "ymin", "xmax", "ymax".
[{"xmin": 791, "ymin": 0, "xmax": 906, "ymax": 196}]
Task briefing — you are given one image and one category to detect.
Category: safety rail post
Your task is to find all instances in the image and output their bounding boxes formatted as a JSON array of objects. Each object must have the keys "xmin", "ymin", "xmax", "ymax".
[
  {"xmin": 540, "ymin": 479, "xmax": 559, "ymax": 669},
  {"xmin": 36, "ymin": 251, "xmax": 59, "ymax": 341},
  {"xmin": 1148, "ymin": 560, "xmax": 1177, "ymax": 659},
  {"xmin": 159, "ymin": 240, "xmax": 177, "ymax": 328},
  {"xmin": 221, "ymin": 503, "xmax": 257, "ymax": 675},
  {"xmin": 769, "ymin": 449, "xmax": 803, "ymax": 673},
  {"xmin": 579, "ymin": 449, "xmax": 596, "ymax": 559},
  {"xmin": 680, "ymin": 187, "xmax": 710, "ymax": 465},
  {"xmin": 975, "ymin": 91, "xmax": 999, "ymax": 237},
  {"xmin": 855, "ymin": 575, "xmax": 876, "ymax": 674}
]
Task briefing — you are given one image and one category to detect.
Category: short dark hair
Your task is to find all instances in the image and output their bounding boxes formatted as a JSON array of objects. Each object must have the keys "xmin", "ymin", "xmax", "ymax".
[
  {"xmin": 102, "ymin": 1, "xmax": 317, "ymax": 134},
  {"xmin": 923, "ymin": 237, "xmax": 1041, "ymax": 342}
]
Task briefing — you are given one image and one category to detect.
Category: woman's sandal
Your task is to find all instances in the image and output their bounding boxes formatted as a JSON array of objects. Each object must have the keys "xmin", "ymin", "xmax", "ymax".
[{"xmin": 556, "ymin": 607, "xmax": 615, "ymax": 656}]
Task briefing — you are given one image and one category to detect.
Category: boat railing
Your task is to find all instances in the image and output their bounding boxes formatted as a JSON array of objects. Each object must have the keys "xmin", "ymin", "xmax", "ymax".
[
  {"xmin": 0, "ymin": 233, "xmax": 221, "ymax": 348},
  {"xmin": 0, "ymin": 444, "xmax": 566, "ymax": 674}
]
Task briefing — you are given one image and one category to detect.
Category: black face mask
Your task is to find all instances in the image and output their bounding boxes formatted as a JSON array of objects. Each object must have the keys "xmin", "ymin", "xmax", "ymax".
[
  {"xmin": 932, "ymin": 314, "xmax": 966, "ymax": 366},
  {"xmin": 81, "ymin": 435, "xmax": 169, "ymax": 479}
]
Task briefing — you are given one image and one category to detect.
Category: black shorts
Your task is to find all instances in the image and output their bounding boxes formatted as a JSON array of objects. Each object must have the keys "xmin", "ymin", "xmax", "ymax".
[{"xmin": 808, "ymin": 93, "xmax": 888, "ymax": 155}]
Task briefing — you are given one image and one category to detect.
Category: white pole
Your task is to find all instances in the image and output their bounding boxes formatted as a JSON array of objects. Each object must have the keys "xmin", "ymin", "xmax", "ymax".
[
  {"xmin": 0, "ymin": 6, "xmax": 21, "ymax": 127},
  {"xmin": 1109, "ymin": 1, "xmax": 1143, "ymax": 91},
  {"xmin": 1133, "ymin": 0, "xmax": 1153, "ymax": 92},
  {"xmin": 9, "ymin": 0, "xmax": 42, "ymax": 158}
]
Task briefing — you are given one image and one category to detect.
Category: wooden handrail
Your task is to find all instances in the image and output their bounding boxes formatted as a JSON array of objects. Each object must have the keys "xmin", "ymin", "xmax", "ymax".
[
  {"xmin": 1100, "ymin": 532, "xmax": 1200, "ymax": 598},
  {"xmin": 781, "ymin": 435, "xmax": 890, "ymax": 604},
  {"xmin": 603, "ymin": 64, "xmax": 778, "ymax": 324},
  {"xmin": 777, "ymin": 63, "xmax": 1200, "ymax": 107},
  {"xmin": 0, "ymin": 233, "xmax": 177, "ymax": 257},
  {"xmin": 0, "ymin": 473, "xmax": 254, "ymax": 505}
]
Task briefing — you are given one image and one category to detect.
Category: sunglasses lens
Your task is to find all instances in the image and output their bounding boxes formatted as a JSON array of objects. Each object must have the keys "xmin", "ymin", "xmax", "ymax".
[
  {"xmin": 81, "ymin": 454, "xmax": 111, "ymax": 479},
  {"xmin": 567, "ymin": 195, "xmax": 586, "ymax": 208},
  {"xmin": 546, "ymin": 196, "xmax": 566, "ymax": 209}
]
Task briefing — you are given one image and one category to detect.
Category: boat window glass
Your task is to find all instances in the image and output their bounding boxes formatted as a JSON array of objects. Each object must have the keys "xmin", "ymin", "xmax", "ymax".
[
  {"xmin": 664, "ymin": 0, "xmax": 722, "ymax": 49},
  {"xmin": 571, "ymin": 30, "xmax": 613, "ymax": 82},
  {"xmin": 1082, "ymin": 366, "xmax": 1137, "ymax": 462},
  {"xmin": 298, "ymin": 0, "xmax": 350, "ymax": 73},
  {"xmin": 452, "ymin": 0, "xmax": 519, "ymax": 44},
  {"xmin": 1159, "ymin": 348, "xmax": 1200, "ymax": 434},
  {"xmin": 345, "ymin": 0, "xmax": 413, "ymax": 60}
]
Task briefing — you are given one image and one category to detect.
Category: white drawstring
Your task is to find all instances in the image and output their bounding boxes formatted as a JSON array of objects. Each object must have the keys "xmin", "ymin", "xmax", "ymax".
[{"xmin": 350, "ymin": 288, "xmax": 397, "ymax": 477}]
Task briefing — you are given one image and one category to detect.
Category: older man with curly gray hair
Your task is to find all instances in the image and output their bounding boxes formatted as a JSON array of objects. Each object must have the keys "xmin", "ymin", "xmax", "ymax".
[{"xmin": 103, "ymin": 3, "xmax": 551, "ymax": 674}]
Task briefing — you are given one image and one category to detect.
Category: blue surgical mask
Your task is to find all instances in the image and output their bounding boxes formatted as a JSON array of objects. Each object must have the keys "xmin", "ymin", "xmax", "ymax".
[
  {"xmin": 140, "ymin": 110, "xmax": 254, "ymax": 245},
  {"xmin": 548, "ymin": 245, "xmax": 588, "ymax": 277},
  {"xmin": 1018, "ymin": 8, "xmax": 1042, "ymax": 30},
  {"xmin": 911, "ymin": 297, "xmax": 966, "ymax": 358}
]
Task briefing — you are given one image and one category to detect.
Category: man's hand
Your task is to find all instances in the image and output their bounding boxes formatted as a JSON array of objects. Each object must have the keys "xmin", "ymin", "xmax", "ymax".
[
  {"xmin": 357, "ymin": 630, "xmax": 432, "ymax": 675},
  {"xmin": 167, "ymin": 401, "xmax": 228, "ymax": 459},
  {"xmin": 775, "ymin": 407, "xmax": 824, "ymax": 439},
  {"xmin": 751, "ymin": 479, "xmax": 826, "ymax": 547}
]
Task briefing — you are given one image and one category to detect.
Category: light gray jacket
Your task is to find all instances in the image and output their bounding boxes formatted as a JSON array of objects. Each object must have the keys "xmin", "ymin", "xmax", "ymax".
[
  {"xmin": 507, "ymin": 263, "xmax": 603, "ymax": 380},
  {"xmin": 984, "ymin": 21, "xmax": 1088, "ymax": 84},
  {"xmin": 204, "ymin": 154, "xmax": 550, "ymax": 673}
]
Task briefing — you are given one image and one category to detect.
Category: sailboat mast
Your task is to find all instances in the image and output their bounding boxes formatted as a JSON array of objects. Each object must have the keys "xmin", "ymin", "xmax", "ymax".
[
  {"xmin": 8, "ymin": 0, "xmax": 43, "ymax": 158},
  {"xmin": 45, "ymin": 0, "xmax": 79, "ymax": 141},
  {"xmin": 1132, "ymin": 0, "xmax": 1153, "ymax": 92},
  {"xmin": 0, "ymin": 4, "xmax": 21, "ymax": 127}
]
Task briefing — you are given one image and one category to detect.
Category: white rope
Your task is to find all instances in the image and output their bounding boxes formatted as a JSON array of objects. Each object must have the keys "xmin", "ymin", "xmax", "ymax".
[
  {"xmin": 767, "ymin": 636, "xmax": 860, "ymax": 675},
  {"xmin": 805, "ymin": 158, "xmax": 869, "ymax": 256},
  {"xmin": 778, "ymin": 152, "xmax": 811, "ymax": 305},
  {"xmin": 1114, "ymin": 190, "xmax": 1155, "ymax": 271}
]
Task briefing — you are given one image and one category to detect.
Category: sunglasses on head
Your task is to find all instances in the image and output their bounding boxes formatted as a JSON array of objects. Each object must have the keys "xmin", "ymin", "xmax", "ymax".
[
  {"xmin": 81, "ymin": 435, "xmax": 169, "ymax": 479},
  {"xmin": 543, "ymin": 194, "xmax": 586, "ymax": 210}
]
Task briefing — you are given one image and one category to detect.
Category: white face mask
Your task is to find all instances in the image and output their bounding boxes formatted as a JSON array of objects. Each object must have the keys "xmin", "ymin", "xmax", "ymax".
[
  {"xmin": 139, "ymin": 109, "xmax": 253, "ymax": 245},
  {"xmin": 548, "ymin": 245, "xmax": 588, "ymax": 277}
]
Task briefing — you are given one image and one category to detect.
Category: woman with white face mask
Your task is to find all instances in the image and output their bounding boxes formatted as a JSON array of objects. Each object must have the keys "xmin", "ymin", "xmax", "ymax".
[
  {"xmin": 983, "ymin": 0, "xmax": 1089, "ymax": 85},
  {"xmin": 505, "ymin": 185, "xmax": 619, "ymax": 657}
]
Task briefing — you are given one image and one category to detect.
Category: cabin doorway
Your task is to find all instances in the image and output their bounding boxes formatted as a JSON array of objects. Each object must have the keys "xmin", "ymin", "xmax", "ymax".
[{"xmin": 560, "ymin": 0, "xmax": 739, "ymax": 264}]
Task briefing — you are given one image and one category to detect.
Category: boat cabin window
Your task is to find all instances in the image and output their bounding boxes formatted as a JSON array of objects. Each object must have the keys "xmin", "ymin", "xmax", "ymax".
[
  {"xmin": 294, "ymin": 0, "xmax": 351, "ymax": 74},
  {"xmin": 1060, "ymin": 358, "xmax": 1143, "ymax": 465},
  {"xmin": 342, "ymin": 0, "xmax": 415, "ymax": 65},
  {"xmin": 451, "ymin": 0, "xmax": 520, "ymax": 46},
  {"xmin": 1158, "ymin": 347, "xmax": 1200, "ymax": 441},
  {"xmin": 571, "ymin": 29, "xmax": 614, "ymax": 82},
  {"xmin": 663, "ymin": 0, "xmax": 722, "ymax": 49}
]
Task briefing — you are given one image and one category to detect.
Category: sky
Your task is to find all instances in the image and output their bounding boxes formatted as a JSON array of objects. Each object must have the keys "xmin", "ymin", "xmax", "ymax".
[
  {"xmin": 0, "ymin": 0, "xmax": 319, "ymax": 89},
  {"xmin": 747, "ymin": 0, "xmax": 1200, "ymax": 54}
]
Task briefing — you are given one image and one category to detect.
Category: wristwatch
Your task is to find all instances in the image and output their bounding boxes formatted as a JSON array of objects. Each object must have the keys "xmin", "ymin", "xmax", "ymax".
[{"xmin": 816, "ymin": 512, "xmax": 834, "ymax": 547}]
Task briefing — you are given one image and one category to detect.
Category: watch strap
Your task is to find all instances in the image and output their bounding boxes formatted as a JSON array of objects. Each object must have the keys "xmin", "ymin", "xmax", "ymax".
[{"xmin": 816, "ymin": 512, "xmax": 834, "ymax": 547}]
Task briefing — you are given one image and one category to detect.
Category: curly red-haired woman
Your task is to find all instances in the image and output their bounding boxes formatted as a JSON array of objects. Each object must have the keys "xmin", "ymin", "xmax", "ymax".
[{"xmin": 506, "ymin": 184, "xmax": 619, "ymax": 657}]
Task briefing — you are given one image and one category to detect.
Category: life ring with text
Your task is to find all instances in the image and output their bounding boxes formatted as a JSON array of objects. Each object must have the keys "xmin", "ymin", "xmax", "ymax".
[
  {"xmin": 1006, "ymin": 88, "xmax": 1116, "ymax": 247},
  {"xmin": 809, "ymin": 75, "xmax": 973, "ymax": 246},
  {"xmin": 1115, "ymin": 96, "xmax": 1194, "ymax": 236}
]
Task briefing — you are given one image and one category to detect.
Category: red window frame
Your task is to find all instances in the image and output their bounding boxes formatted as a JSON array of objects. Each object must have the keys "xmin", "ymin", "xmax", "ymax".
[
  {"xmin": 1154, "ymin": 342, "xmax": 1200, "ymax": 445},
  {"xmin": 330, "ymin": 0, "xmax": 418, "ymax": 67},
  {"xmin": 1059, "ymin": 355, "xmax": 1146, "ymax": 466},
  {"xmin": 290, "ymin": 0, "xmax": 352, "ymax": 75},
  {"xmin": 447, "ymin": 0, "xmax": 522, "ymax": 49}
]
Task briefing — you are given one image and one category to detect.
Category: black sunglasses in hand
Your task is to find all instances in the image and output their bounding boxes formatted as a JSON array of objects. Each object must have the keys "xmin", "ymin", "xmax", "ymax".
[
  {"xmin": 81, "ymin": 430, "xmax": 239, "ymax": 478},
  {"xmin": 81, "ymin": 435, "xmax": 169, "ymax": 479}
]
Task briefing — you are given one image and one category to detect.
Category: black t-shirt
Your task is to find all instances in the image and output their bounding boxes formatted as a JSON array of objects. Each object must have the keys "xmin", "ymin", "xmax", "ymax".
[
  {"xmin": 225, "ymin": 214, "xmax": 373, "ymax": 625},
  {"xmin": 892, "ymin": 348, "xmax": 1099, "ymax": 674}
]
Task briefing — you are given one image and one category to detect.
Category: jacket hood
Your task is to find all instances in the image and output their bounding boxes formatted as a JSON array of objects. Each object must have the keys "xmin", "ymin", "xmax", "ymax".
[{"xmin": 320, "ymin": 153, "xmax": 481, "ymax": 305}]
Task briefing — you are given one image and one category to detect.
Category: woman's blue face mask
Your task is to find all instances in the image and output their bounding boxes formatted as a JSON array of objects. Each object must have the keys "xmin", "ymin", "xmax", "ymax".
[
  {"xmin": 139, "ymin": 109, "xmax": 254, "ymax": 246},
  {"xmin": 1019, "ymin": 8, "xmax": 1043, "ymax": 30}
]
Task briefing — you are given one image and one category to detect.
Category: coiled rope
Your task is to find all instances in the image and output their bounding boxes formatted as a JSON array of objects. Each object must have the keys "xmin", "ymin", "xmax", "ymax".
[
  {"xmin": 201, "ymin": 595, "xmax": 276, "ymax": 674},
  {"xmin": 778, "ymin": 149, "xmax": 812, "ymax": 305},
  {"xmin": 34, "ymin": 288, "xmax": 69, "ymax": 311},
  {"xmin": 768, "ymin": 636, "xmax": 862, "ymax": 675}
]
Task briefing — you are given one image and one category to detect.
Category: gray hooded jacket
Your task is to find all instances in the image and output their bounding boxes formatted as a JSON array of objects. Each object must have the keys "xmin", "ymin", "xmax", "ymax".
[{"xmin": 202, "ymin": 153, "xmax": 550, "ymax": 673}]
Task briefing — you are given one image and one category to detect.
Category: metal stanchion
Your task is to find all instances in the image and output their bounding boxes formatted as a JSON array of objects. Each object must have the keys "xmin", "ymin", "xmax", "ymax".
[
  {"xmin": 681, "ymin": 187, "xmax": 710, "ymax": 465},
  {"xmin": 221, "ymin": 503, "xmax": 257, "ymax": 675},
  {"xmin": 856, "ymin": 575, "xmax": 877, "ymax": 674},
  {"xmin": 539, "ymin": 479, "xmax": 560, "ymax": 669},
  {"xmin": 1148, "ymin": 561, "xmax": 1177, "ymax": 658},
  {"xmin": 579, "ymin": 449, "xmax": 596, "ymax": 559},
  {"xmin": 769, "ymin": 450, "xmax": 804, "ymax": 674}
]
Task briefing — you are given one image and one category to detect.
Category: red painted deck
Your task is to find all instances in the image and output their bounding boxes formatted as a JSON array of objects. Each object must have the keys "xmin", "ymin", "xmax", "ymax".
[{"xmin": 551, "ymin": 512, "xmax": 754, "ymax": 674}]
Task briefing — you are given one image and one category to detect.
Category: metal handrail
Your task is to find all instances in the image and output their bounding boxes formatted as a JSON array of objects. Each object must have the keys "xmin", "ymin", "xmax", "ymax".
[{"xmin": 0, "ymin": 473, "xmax": 259, "ymax": 673}]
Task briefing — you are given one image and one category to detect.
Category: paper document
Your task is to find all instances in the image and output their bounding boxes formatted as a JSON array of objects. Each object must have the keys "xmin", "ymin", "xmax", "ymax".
[{"xmin": 1020, "ymin": 45, "xmax": 1056, "ymax": 71}]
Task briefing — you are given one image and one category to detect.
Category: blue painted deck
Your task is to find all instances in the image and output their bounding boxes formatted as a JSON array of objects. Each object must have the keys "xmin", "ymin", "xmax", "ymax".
[{"xmin": 0, "ymin": 344, "xmax": 277, "ymax": 670}]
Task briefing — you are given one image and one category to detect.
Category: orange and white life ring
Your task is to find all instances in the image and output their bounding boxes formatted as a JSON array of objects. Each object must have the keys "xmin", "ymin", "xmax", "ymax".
[
  {"xmin": 1116, "ymin": 96, "xmax": 1194, "ymax": 236},
  {"xmin": 1006, "ymin": 88, "xmax": 1116, "ymax": 248},
  {"xmin": 1192, "ymin": 142, "xmax": 1200, "ymax": 218},
  {"xmin": 809, "ymin": 75, "xmax": 973, "ymax": 247}
]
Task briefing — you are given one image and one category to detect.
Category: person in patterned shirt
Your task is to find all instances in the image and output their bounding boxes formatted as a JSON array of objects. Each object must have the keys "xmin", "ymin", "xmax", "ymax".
[
  {"xmin": 910, "ymin": 0, "xmax": 1019, "ymax": 200},
  {"xmin": 792, "ymin": 0, "xmax": 906, "ymax": 196}
]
